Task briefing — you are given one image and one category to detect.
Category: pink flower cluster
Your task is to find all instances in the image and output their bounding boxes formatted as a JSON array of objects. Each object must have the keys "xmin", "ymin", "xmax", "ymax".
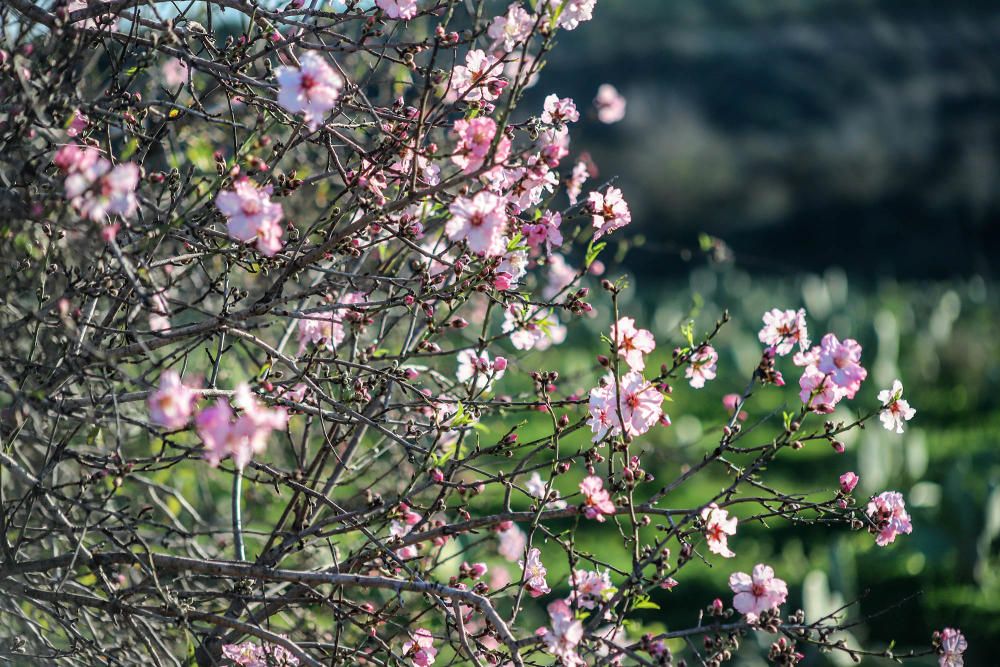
[
  {"xmin": 456, "ymin": 349, "xmax": 507, "ymax": 392},
  {"xmin": 587, "ymin": 371, "xmax": 664, "ymax": 443},
  {"xmin": 541, "ymin": 599, "xmax": 584, "ymax": 667},
  {"xmin": 758, "ymin": 308, "xmax": 809, "ymax": 356},
  {"xmin": 568, "ymin": 568, "xmax": 614, "ymax": 610},
  {"xmin": 796, "ymin": 333, "xmax": 868, "ymax": 413},
  {"xmin": 451, "ymin": 117, "xmax": 510, "ymax": 174},
  {"xmin": 196, "ymin": 384, "xmax": 288, "ymax": 470},
  {"xmin": 221, "ymin": 639, "xmax": 300, "ymax": 666},
  {"xmin": 296, "ymin": 293, "xmax": 364, "ymax": 356},
  {"xmin": 215, "ymin": 178, "xmax": 286, "ymax": 257},
  {"xmin": 594, "ymin": 84, "xmax": 626, "ymax": 124},
  {"xmin": 866, "ymin": 490, "xmax": 913, "ymax": 546},
  {"xmin": 55, "ymin": 144, "xmax": 139, "ymax": 231}
]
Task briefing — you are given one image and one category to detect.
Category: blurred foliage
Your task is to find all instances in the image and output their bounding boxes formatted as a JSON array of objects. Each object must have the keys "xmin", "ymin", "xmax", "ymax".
[{"xmin": 528, "ymin": 0, "xmax": 1000, "ymax": 280}]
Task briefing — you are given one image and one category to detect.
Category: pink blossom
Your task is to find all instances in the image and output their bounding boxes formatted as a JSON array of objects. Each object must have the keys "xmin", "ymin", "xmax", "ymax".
[
  {"xmin": 215, "ymin": 178, "xmax": 286, "ymax": 257},
  {"xmin": 579, "ymin": 475, "xmax": 616, "ymax": 521},
  {"xmin": 276, "ymin": 52, "xmax": 343, "ymax": 129},
  {"xmin": 568, "ymin": 568, "xmax": 614, "ymax": 609},
  {"xmin": 456, "ymin": 349, "xmax": 506, "ymax": 392},
  {"xmin": 758, "ymin": 308, "xmax": 810, "ymax": 356},
  {"xmin": 701, "ymin": 503, "xmax": 737, "ymax": 558},
  {"xmin": 542, "ymin": 599, "xmax": 585, "ymax": 666},
  {"xmin": 54, "ymin": 143, "xmax": 100, "ymax": 174},
  {"xmin": 938, "ymin": 628, "xmax": 967, "ymax": 667},
  {"xmin": 611, "ymin": 317, "xmax": 656, "ymax": 371},
  {"xmin": 162, "ymin": 58, "xmax": 189, "ymax": 87},
  {"xmin": 542, "ymin": 95, "xmax": 580, "ymax": 125},
  {"xmin": 520, "ymin": 547, "xmax": 550, "ymax": 597},
  {"xmin": 446, "ymin": 191, "xmax": 507, "ymax": 256},
  {"xmin": 67, "ymin": 110, "xmax": 89, "ymax": 137},
  {"xmin": 877, "ymin": 379, "xmax": 916, "ymax": 434},
  {"xmin": 451, "ymin": 117, "xmax": 510, "ymax": 174},
  {"xmin": 401, "ymin": 628, "xmax": 437, "ymax": 666},
  {"xmin": 729, "ymin": 563, "xmax": 788, "ymax": 623},
  {"xmin": 376, "ymin": 0, "xmax": 418, "ymax": 20},
  {"xmin": 540, "ymin": 0, "xmax": 596, "ymax": 31},
  {"xmin": 594, "ymin": 84, "xmax": 626, "ymax": 124},
  {"xmin": 502, "ymin": 305, "xmax": 567, "ymax": 351},
  {"xmin": 798, "ymin": 365, "xmax": 842, "ymax": 413},
  {"xmin": 816, "ymin": 333, "xmax": 867, "ymax": 399},
  {"xmin": 451, "ymin": 50, "xmax": 505, "ymax": 103},
  {"xmin": 686, "ymin": 345, "xmax": 718, "ymax": 389},
  {"xmin": 497, "ymin": 523, "xmax": 526, "ymax": 561},
  {"xmin": 839, "ymin": 472, "xmax": 859, "ymax": 494},
  {"xmin": 566, "ymin": 160, "xmax": 589, "ymax": 205},
  {"xmin": 523, "ymin": 210, "xmax": 563, "ymax": 251},
  {"xmin": 866, "ymin": 491, "xmax": 913, "ymax": 546},
  {"xmin": 195, "ymin": 384, "xmax": 288, "ymax": 470},
  {"xmin": 525, "ymin": 471, "xmax": 567, "ymax": 509},
  {"xmin": 297, "ymin": 312, "xmax": 345, "ymax": 355},
  {"xmin": 588, "ymin": 186, "xmax": 631, "ymax": 239},
  {"xmin": 488, "ymin": 3, "xmax": 535, "ymax": 52},
  {"xmin": 148, "ymin": 370, "xmax": 199, "ymax": 430},
  {"xmin": 64, "ymin": 158, "xmax": 139, "ymax": 223},
  {"xmin": 587, "ymin": 371, "xmax": 664, "ymax": 442}
]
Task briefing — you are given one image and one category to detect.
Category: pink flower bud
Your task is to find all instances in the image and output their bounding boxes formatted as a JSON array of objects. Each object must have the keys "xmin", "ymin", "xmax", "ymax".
[{"xmin": 839, "ymin": 471, "xmax": 859, "ymax": 494}]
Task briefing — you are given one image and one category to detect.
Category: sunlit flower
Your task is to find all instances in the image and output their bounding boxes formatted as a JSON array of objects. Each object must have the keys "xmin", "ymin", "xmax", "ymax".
[
  {"xmin": 701, "ymin": 503, "xmax": 737, "ymax": 558},
  {"xmin": 758, "ymin": 308, "xmax": 810, "ymax": 356},
  {"xmin": 686, "ymin": 345, "xmax": 718, "ymax": 389},
  {"xmin": 611, "ymin": 317, "xmax": 656, "ymax": 371},
  {"xmin": 817, "ymin": 333, "xmax": 867, "ymax": 399},
  {"xmin": 938, "ymin": 628, "xmax": 967, "ymax": 667},
  {"xmin": 376, "ymin": 0, "xmax": 418, "ymax": 20},
  {"xmin": 877, "ymin": 379, "xmax": 916, "ymax": 434},
  {"xmin": 520, "ymin": 547, "xmax": 550, "ymax": 597},
  {"xmin": 866, "ymin": 491, "xmax": 912, "ymax": 546},
  {"xmin": 729, "ymin": 563, "xmax": 788, "ymax": 623},
  {"xmin": 594, "ymin": 84, "xmax": 626, "ymax": 124},
  {"xmin": 541, "ymin": 599, "xmax": 584, "ymax": 666},
  {"xmin": 148, "ymin": 370, "xmax": 198, "ymax": 431},
  {"xmin": 276, "ymin": 52, "xmax": 343, "ymax": 129},
  {"xmin": 579, "ymin": 475, "xmax": 615, "ymax": 521},
  {"xmin": 589, "ymin": 186, "xmax": 631, "ymax": 239},
  {"xmin": 215, "ymin": 178, "xmax": 285, "ymax": 256},
  {"xmin": 446, "ymin": 191, "xmax": 508, "ymax": 256},
  {"xmin": 401, "ymin": 628, "xmax": 437, "ymax": 666}
]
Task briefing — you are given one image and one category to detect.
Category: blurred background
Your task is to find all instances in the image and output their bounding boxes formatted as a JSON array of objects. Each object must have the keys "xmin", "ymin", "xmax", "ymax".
[{"xmin": 516, "ymin": 1, "xmax": 999, "ymax": 663}]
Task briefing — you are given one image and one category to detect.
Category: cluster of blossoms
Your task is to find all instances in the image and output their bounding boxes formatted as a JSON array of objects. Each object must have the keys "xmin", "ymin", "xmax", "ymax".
[
  {"xmin": 53, "ymin": 143, "xmax": 138, "ymax": 235},
  {"xmin": 215, "ymin": 178, "xmax": 286, "ymax": 257},
  {"xmin": 222, "ymin": 639, "xmax": 300, "ymax": 666},
  {"xmin": 149, "ymin": 375, "xmax": 287, "ymax": 470}
]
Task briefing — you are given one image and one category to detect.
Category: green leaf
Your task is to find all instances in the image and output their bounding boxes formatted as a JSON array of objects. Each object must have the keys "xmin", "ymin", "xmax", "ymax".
[
  {"xmin": 120, "ymin": 137, "xmax": 139, "ymax": 161},
  {"xmin": 585, "ymin": 239, "xmax": 606, "ymax": 268}
]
